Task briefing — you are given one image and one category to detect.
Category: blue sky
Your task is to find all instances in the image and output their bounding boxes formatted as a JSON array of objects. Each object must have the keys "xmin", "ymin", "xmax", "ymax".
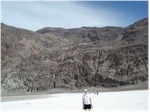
[{"xmin": 1, "ymin": 1, "xmax": 148, "ymax": 31}]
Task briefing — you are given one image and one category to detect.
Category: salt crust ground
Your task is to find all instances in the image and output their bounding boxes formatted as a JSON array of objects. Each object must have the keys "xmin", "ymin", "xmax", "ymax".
[{"xmin": 0, "ymin": 90, "xmax": 148, "ymax": 112}]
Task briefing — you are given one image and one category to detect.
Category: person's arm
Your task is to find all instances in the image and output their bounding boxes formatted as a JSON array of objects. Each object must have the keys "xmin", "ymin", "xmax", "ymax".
[
  {"xmin": 82, "ymin": 97, "xmax": 84, "ymax": 109},
  {"xmin": 90, "ymin": 97, "xmax": 93, "ymax": 109}
]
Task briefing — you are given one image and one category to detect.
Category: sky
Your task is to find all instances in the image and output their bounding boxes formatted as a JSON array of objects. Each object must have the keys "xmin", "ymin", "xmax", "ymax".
[{"xmin": 1, "ymin": 1, "xmax": 148, "ymax": 31}]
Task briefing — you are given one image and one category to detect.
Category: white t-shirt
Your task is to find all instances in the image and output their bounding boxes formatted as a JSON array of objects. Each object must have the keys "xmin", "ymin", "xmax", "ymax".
[{"xmin": 82, "ymin": 93, "xmax": 91, "ymax": 105}]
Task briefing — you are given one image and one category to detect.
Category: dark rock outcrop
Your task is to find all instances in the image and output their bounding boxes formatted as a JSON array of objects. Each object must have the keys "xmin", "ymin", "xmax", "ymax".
[{"xmin": 1, "ymin": 18, "xmax": 148, "ymax": 93}]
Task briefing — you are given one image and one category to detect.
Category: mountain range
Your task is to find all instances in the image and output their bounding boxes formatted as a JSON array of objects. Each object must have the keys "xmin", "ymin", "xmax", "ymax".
[{"xmin": 1, "ymin": 18, "xmax": 148, "ymax": 95}]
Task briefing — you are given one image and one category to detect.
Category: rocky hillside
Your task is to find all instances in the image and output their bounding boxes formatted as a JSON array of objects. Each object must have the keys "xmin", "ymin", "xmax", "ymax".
[{"xmin": 1, "ymin": 18, "xmax": 148, "ymax": 94}]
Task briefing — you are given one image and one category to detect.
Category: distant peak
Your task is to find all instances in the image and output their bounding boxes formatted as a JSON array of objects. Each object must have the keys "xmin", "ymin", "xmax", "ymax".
[{"xmin": 36, "ymin": 27, "xmax": 67, "ymax": 34}]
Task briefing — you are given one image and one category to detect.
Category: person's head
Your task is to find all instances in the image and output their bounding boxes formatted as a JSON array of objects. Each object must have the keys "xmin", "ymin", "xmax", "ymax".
[{"xmin": 84, "ymin": 89, "xmax": 88, "ymax": 93}]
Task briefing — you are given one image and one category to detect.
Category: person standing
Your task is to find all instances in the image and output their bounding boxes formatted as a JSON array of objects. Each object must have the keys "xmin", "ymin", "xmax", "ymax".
[
  {"xmin": 96, "ymin": 91, "xmax": 99, "ymax": 95},
  {"xmin": 82, "ymin": 89, "xmax": 93, "ymax": 110}
]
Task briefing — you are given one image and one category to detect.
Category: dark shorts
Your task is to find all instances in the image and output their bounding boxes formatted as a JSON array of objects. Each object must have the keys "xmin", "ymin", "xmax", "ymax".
[{"xmin": 84, "ymin": 104, "xmax": 91, "ymax": 109}]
